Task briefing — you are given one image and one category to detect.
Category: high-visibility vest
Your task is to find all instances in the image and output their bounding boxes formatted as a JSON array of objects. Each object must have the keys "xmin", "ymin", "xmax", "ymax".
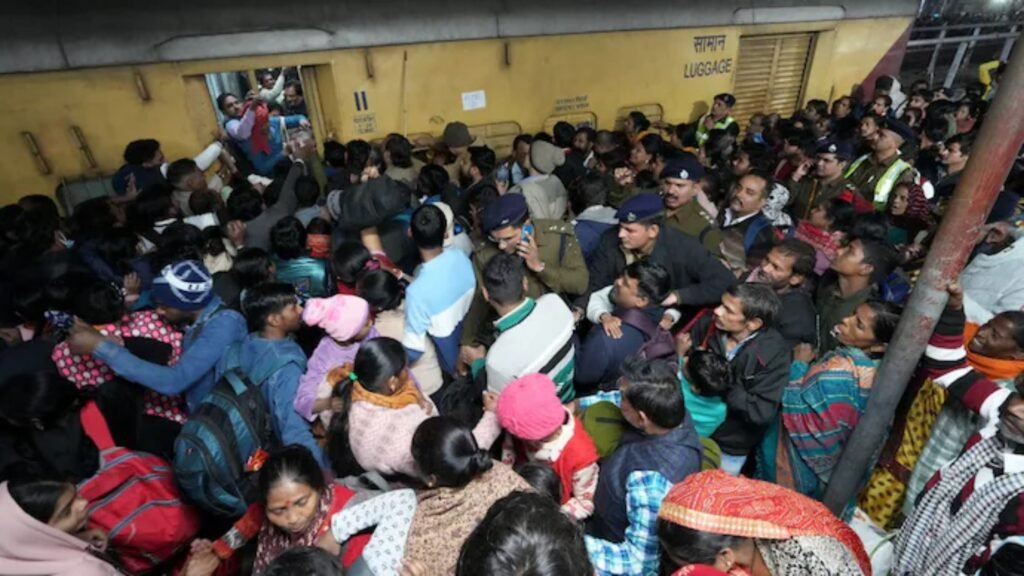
[
  {"xmin": 844, "ymin": 154, "xmax": 911, "ymax": 209},
  {"xmin": 695, "ymin": 115, "xmax": 737, "ymax": 146}
]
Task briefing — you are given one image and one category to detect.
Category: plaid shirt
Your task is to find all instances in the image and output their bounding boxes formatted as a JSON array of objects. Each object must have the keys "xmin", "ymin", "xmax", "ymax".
[{"xmin": 585, "ymin": 470, "xmax": 669, "ymax": 576}]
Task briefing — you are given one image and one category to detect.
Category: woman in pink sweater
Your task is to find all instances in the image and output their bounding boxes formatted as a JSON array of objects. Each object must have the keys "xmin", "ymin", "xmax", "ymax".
[{"xmin": 325, "ymin": 337, "xmax": 500, "ymax": 479}]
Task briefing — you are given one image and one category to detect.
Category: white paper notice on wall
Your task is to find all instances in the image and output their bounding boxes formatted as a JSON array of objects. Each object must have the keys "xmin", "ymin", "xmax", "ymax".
[{"xmin": 461, "ymin": 90, "xmax": 487, "ymax": 111}]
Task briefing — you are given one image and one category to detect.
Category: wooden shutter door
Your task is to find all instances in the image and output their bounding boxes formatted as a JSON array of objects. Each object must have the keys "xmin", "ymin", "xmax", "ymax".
[{"xmin": 731, "ymin": 33, "xmax": 815, "ymax": 131}]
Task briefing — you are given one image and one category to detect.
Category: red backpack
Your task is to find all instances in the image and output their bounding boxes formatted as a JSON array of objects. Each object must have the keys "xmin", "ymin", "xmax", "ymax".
[{"xmin": 78, "ymin": 401, "xmax": 201, "ymax": 574}]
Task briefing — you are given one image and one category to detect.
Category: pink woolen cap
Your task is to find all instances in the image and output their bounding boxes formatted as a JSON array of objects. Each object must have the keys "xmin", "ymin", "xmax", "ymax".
[
  {"xmin": 496, "ymin": 373, "xmax": 565, "ymax": 441},
  {"xmin": 302, "ymin": 295, "xmax": 370, "ymax": 342}
]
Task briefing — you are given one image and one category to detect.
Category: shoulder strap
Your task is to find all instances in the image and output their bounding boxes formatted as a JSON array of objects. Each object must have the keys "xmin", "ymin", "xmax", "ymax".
[
  {"xmin": 617, "ymin": 308, "xmax": 659, "ymax": 341},
  {"xmin": 80, "ymin": 400, "xmax": 116, "ymax": 451},
  {"xmin": 743, "ymin": 215, "xmax": 772, "ymax": 253}
]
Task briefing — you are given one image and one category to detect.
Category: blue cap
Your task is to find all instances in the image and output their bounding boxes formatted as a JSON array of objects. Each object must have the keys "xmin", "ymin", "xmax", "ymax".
[
  {"xmin": 151, "ymin": 260, "xmax": 214, "ymax": 311},
  {"xmin": 659, "ymin": 153, "xmax": 705, "ymax": 181},
  {"xmin": 615, "ymin": 193, "xmax": 664, "ymax": 223},
  {"xmin": 482, "ymin": 193, "xmax": 529, "ymax": 233},
  {"xmin": 878, "ymin": 118, "xmax": 916, "ymax": 144},
  {"xmin": 816, "ymin": 139, "xmax": 855, "ymax": 161}
]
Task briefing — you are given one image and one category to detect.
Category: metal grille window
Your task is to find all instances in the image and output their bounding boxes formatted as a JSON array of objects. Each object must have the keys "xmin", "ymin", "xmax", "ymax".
[{"xmin": 731, "ymin": 33, "xmax": 815, "ymax": 130}]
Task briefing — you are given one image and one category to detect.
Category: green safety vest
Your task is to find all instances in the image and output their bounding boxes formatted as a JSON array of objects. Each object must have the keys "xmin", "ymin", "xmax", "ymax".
[
  {"xmin": 695, "ymin": 115, "xmax": 736, "ymax": 145},
  {"xmin": 844, "ymin": 154, "xmax": 911, "ymax": 209}
]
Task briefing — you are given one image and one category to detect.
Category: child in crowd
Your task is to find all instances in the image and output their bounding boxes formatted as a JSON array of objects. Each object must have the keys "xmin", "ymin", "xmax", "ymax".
[
  {"xmin": 325, "ymin": 337, "xmax": 500, "ymax": 478},
  {"xmin": 793, "ymin": 195, "xmax": 858, "ymax": 275},
  {"xmin": 270, "ymin": 216, "xmax": 331, "ymax": 298},
  {"xmin": 296, "ymin": 294, "xmax": 378, "ymax": 424},
  {"xmin": 305, "ymin": 218, "xmax": 332, "ymax": 260},
  {"xmin": 677, "ymin": 349, "xmax": 731, "ymax": 438},
  {"xmin": 497, "ymin": 374, "xmax": 600, "ymax": 520}
]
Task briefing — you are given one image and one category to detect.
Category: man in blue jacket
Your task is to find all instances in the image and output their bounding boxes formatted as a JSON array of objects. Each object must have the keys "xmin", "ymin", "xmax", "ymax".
[
  {"xmin": 67, "ymin": 260, "xmax": 247, "ymax": 412},
  {"xmin": 231, "ymin": 283, "xmax": 325, "ymax": 467}
]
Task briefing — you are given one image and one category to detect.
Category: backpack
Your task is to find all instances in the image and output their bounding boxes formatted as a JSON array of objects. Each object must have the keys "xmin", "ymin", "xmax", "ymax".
[
  {"xmin": 617, "ymin": 308, "xmax": 678, "ymax": 361},
  {"xmin": 172, "ymin": 343, "xmax": 298, "ymax": 517},
  {"xmin": 78, "ymin": 403, "xmax": 201, "ymax": 574}
]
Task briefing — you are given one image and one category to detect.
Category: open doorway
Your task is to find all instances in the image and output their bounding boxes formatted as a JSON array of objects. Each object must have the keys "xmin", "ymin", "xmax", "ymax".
[{"xmin": 203, "ymin": 67, "xmax": 316, "ymax": 177}]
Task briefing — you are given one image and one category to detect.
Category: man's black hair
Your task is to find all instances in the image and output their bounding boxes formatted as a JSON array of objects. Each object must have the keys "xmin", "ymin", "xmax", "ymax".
[
  {"xmin": 553, "ymin": 121, "xmax": 576, "ymax": 148},
  {"xmin": 241, "ymin": 282, "xmax": 299, "ymax": 332},
  {"xmin": 411, "ymin": 204, "xmax": 446, "ymax": 250},
  {"xmin": 385, "ymin": 135, "xmax": 414, "ymax": 169},
  {"xmin": 123, "ymin": 139, "xmax": 161, "ymax": 165},
  {"xmin": 620, "ymin": 356, "xmax": 685, "ymax": 429},
  {"xmin": 483, "ymin": 253, "xmax": 526, "ymax": 307},
  {"xmin": 725, "ymin": 283, "xmax": 781, "ymax": 327},
  {"xmin": 468, "ymin": 146, "xmax": 497, "ymax": 176},
  {"xmin": 165, "ymin": 159, "xmax": 198, "ymax": 188},
  {"xmin": 624, "ymin": 260, "xmax": 671, "ymax": 305},
  {"xmin": 773, "ymin": 238, "xmax": 816, "ymax": 280}
]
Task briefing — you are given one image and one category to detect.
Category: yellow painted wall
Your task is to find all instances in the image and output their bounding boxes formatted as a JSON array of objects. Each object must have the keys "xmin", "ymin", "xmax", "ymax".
[{"xmin": 0, "ymin": 16, "xmax": 911, "ymax": 206}]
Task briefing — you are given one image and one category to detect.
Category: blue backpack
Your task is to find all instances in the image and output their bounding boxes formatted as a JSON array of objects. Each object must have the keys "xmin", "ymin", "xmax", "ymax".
[{"xmin": 173, "ymin": 343, "xmax": 299, "ymax": 517}]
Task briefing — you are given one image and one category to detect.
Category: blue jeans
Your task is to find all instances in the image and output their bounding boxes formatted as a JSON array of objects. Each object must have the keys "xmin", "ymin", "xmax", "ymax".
[{"xmin": 720, "ymin": 453, "xmax": 748, "ymax": 476}]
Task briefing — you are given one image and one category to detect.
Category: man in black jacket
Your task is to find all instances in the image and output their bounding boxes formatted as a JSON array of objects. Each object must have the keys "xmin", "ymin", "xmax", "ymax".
[
  {"xmin": 580, "ymin": 193, "xmax": 735, "ymax": 323},
  {"xmin": 685, "ymin": 283, "xmax": 789, "ymax": 476},
  {"xmin": 746, "ymin": 238, "xmax": 818, "ymax": 348}
]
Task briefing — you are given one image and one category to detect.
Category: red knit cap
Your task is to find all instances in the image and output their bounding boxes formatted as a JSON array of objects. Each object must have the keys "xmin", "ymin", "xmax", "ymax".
[{"xmin": 496, "ymin": 373, "xmax": 565, "ymax": 441}]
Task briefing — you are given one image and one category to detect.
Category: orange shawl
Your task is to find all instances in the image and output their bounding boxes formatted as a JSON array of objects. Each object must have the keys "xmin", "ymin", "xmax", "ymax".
[{"xmin": 965, "ymin": 323, "xmax": 1024, "ymax": 381}]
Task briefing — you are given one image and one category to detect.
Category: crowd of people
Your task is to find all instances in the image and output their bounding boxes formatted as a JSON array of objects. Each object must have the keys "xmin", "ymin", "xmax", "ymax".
[{"xmin": 1, "ymin": 61, "xmax": 1023, "ymax": 576}]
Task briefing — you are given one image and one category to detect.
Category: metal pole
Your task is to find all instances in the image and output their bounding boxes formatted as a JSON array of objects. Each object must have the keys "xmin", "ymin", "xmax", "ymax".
[
  {"xmin": 1002, "ymin": 25, "xmax": 1018, "ymax": 62},
  {"xmin": 822, "ymin": 38, "xmax": 1024, "ymax": 516},
  {"xmin": 927, "ymin": 27, "xmax": 947, "ymax": 85},
  {"xmin": 944, "ymin": 27, "xmax": 980, "ymax": 88}
]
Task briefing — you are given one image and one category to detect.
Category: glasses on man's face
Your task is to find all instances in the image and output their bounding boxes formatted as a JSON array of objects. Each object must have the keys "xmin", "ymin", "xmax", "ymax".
[{"xmin": 489, "ymin": 231, "xmax": 519, "ymax": 247}]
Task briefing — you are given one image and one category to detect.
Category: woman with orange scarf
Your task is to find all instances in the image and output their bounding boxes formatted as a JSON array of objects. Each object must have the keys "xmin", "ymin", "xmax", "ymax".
[
  {"xmin": 859, "ymin": 295, "xmax": 1024, "ymax": 528},
  {"xmin": 902, "ymin": 299, "xmax": 1024, "ymax": 515},
  {"xmin": 656, "ymin": 470, "xmax": 871, "ymax": 575},
  {"xmin": 324, "ymin": 337, "xmax": 501, "ymax": 479}
]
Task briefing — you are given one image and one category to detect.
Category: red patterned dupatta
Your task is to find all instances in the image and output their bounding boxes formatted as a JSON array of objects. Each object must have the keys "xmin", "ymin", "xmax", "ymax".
[{"xmin": 658, "ymin": 470, "xmax": 871, "ymax": 575}]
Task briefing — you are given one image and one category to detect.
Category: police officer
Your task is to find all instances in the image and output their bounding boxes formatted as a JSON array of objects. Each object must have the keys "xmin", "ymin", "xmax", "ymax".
[
  {"xmin": 695, "ymin": 93, "xmax": 740, "ymax": 147},
  {"xmin": 459, "ymin": 193, "xmax": 589, "ymax": 348},
  {"xmin": 659, "ymin": 154, "xmax": 721, "ymax": 256},
  {"xmin": 787, "ymin": 139, "xmax": 857, "ymax": 220},
  {"xmin": 582, "ymin": 193, "xmax": 735, "ymax": 320},
  {"xmin": 844, "ymin": 118, "xmax": 918, "ymax": 209}
]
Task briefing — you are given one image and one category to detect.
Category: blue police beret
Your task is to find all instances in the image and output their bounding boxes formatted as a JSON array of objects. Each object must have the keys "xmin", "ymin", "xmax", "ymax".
[
  {"xmin": 615, "ymin": 193, "xmax": 664, "ymax": 223},
  {"xmin": 482, "ymin": 193, "xmax": 529, "ymax": 233},
  {"xmin": 659, "ymin": 153, "xmax": 705, "ymax": 182},
  {"xmin": 879, "ymin": 118, "xmax": 916, "ymax": 145},
  {"xmin": 816, "ymin": 139, "xmax": 855, "ymax": 161}
]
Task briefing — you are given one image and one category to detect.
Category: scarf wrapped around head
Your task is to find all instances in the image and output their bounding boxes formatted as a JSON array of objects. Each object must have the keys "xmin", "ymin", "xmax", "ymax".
[
  {"xmin": 890, "ymin": 182, "xmax": 932, "ymax": 232},
  {"xmin": 658, "ymin": 470, "xmax": 871, "ymax": 575}
]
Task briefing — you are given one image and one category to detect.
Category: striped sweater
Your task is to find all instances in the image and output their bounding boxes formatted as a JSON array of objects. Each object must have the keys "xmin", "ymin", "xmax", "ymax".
[{"xmin": 907, "ymin": 303, "xmax": 1023, "ymax": 573}]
